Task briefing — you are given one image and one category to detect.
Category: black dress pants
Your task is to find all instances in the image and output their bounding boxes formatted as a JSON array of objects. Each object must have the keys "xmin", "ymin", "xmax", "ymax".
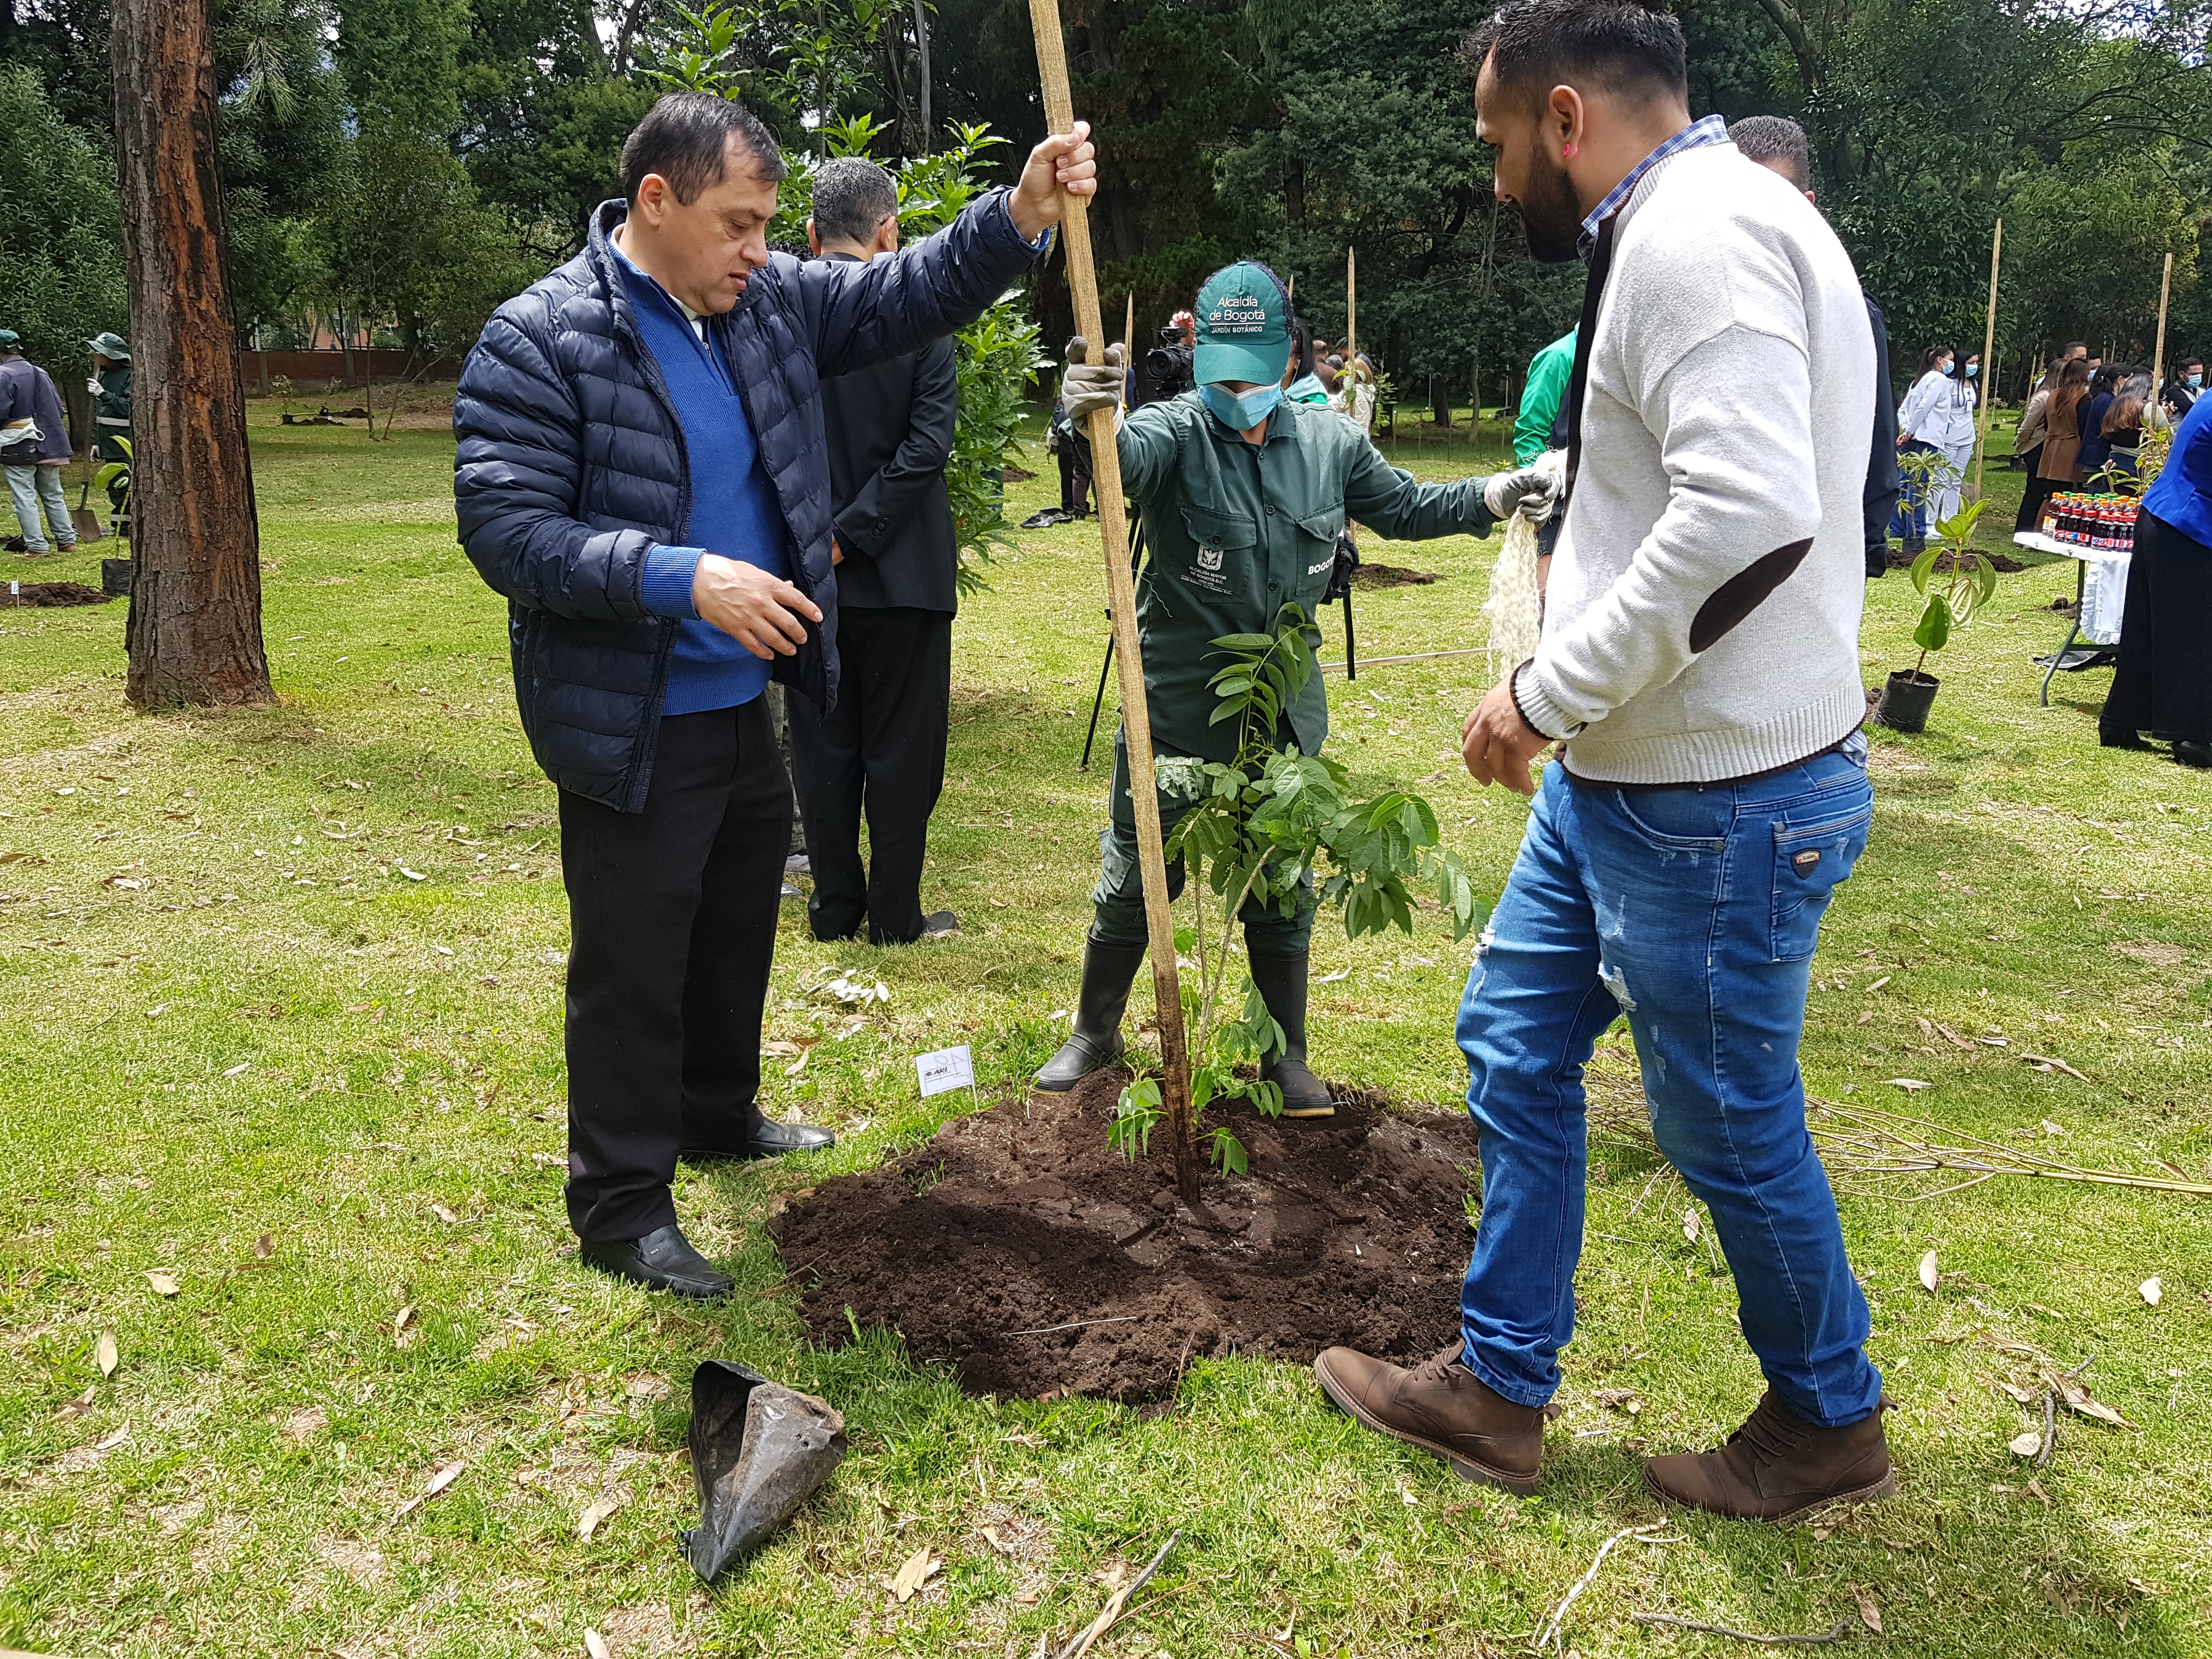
[
  {"xmin": 558, "ymin": 701, "xmax": 790, "ymax": 1242},
  {"xmin": 787, "ymin": 605, "xmax": 951, "ymax": 944},
  {"xmin": 2102, "ymin": 510, "xmax": 2212, "ymax": 744}
]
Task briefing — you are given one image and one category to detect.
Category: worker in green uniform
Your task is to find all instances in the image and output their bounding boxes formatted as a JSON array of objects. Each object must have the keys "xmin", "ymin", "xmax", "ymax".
[
  {"xmin": 1514, "ymin": 329, "xmax": 1576, "ymax": 465},
  {"xmin": 1034, "ymin": 262, "xmax": 1558, "ymax": 1115},
  {"xmin": 87, "ymin": 331, "xmax": 132, "ymax": 534}
]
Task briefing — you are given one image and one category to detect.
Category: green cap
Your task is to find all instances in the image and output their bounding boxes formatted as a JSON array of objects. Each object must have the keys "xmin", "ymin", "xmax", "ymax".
[
  {"xmin": 87, "ymin": 331, "xmax": 129, "ymax": 361},
  {"xmin": 0, "ymin": 331, "xmax": 18, "ymax": 349},
  {"xmin": 1193, "ymin": 262, "xmax": 1290, "ymax": 387}
]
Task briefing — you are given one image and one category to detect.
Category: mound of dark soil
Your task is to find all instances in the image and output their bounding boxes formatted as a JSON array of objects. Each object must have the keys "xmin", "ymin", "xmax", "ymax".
[
  {"xmin": 766, "ymin": 1073, "xmax": 1479, "ymax": 1401},
  {"xmin": 1886, "ymin": 544, "xmax": 2025, "ymax": 573},
  {"xmin": 6, "ymin": 581, "xmax": 113, "ymax": 607},
  {"xmin": 1350, "ymin": 563, "xmax": 1444, "ymax": 589}
]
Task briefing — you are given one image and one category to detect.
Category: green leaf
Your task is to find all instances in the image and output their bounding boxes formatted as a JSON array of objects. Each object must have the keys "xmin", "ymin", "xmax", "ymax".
[
  {"xmin": 1209, "ymin": 1127, "xmax": 1249, "ymax": 1177},
  {"xmin": 1908, "ymin": 543, "xmax": 1943, "ymax": 594},
  {"xmin": 1210, "ymin": 633, "xmax": 1279, "ymax": 651},
  {"xmin": 1912, "ymin": 591, "xmax": 1953, "ymax": 653}
]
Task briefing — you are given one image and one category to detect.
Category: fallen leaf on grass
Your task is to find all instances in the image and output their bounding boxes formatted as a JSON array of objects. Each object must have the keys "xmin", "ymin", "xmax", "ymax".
[
  {"xmin": 1852, "ymin": 1585, "xmax": 1884, "ymax": 1634},
  {"xmin": 1866, "ymin": 975, "xmax": 1893, "ymax": 994},
  {"xmin": 57, "ymin": 1386, "xmax": 95, "ymax": 1418},
  {"xmin": 1856, "ymin": 1011, "xmax": 1875, "ymax": 1025},
  {"xmin": 2041, "ymin": 1119, "xmax": 2066, "ymax": 1137},
  {"xmin": 784, "ymin": 1049, "xmax": 809, "ymax": 1077},
  {"xmin": 2140, "ymin": 1277, "xmax": 2163, "ymax": 1306},
  {"xmin": 578, "ymin": 1490, "xmax": 627, "ymax": 1540},
  {"xmin": 1681, "ymin": 1208, "xmax": 1701, "ymax": 1245},
  {"xmin": 884, "ymin": 1544, "xmax": 942, "ymax": 1603},
  {"xmin": 145, "ymin": 1271, "xmax": 179, "ymax": 1297},
  {"xmin": 95, "ymin": 1331, "xmax": 118, "ymax": 1376},
  {"xmin": 1996, "ymin": 1381, "xmax": 2040, "ymax": 1404},
  {"xmin": 2021, "ymin": 1053, "xmax": 2090, "ymax": 1082},
  {"xmin": 94, "ymin": 1422, "xmax": 131, "ymax": 1452},
  {"xmin": 430, "ymin": 1203, "xmax": 461, "ymax": 1225},
  {"xmin": 979, "ymin": 1524, "xmax": 1018, "ymax": 1556},
  {"xmin": 2043, "ymin": 1370, "xmax": 2139, "ymax": 1430},
  {"xmin": 393, "ymin": 1305, "xmax": 416, "ymax": 1348},
  {"xmin": 761, "ymin": 1040, "xmax": 803, "ymax": 1057},
  {"xmin": 1885, "ymin": 1079, "xmax": 1933, "ymax": 1092},
  {"xmin": 251, "ymin": 1233, "xmax": 273, "ymax": 1260},
  {"xmin": 2009, "ymin": 1429, "xmax": 2044, "ymax": 1458},
  {"xmin": 394, "ymin": 1459, "xmax": 466, "ymax": 1519},
  {"xmin": 1918, "ymin": 1251, "xmax": 1939, "ymax": 1294},
  {"xmin": 397, "ymin": 866, "xmax": 427, "ymax": 882},
  {"xmin": 1595, "ymin": 1387, "xmax": 1645, "ymax": 1416},
  {"xmin": 584, "ymin": 1630, "xmax": 611, "ymax": 1659},
  {"xmin": 1931, "ymin": 1022, "xmax": 1976, "ymax": 1051}
]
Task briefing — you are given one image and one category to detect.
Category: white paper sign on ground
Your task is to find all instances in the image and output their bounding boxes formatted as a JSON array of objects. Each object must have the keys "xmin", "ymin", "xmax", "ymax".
[{"xmin": 915, "ymin": 1044, "xmax": 975, "ymax": 1098}]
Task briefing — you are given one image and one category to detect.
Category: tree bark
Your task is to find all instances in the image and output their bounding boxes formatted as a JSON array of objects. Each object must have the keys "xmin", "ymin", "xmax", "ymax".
[{"xmin": 111, "ymin": 0, "xmax": 270, "ymax": 708}]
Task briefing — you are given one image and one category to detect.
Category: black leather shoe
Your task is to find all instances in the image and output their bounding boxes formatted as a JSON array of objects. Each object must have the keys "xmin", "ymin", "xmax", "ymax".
[
  {"xmin": 578, "ymin": 1223, "xmax": 732, "ymax": 1298},
  {"xmin": 681, "ymin": 1118, "xmax": 836, "ymax": 1163},
  {"xmin": 2176, "ymin": 740, "xmax": 2212, "ymax": 769}
]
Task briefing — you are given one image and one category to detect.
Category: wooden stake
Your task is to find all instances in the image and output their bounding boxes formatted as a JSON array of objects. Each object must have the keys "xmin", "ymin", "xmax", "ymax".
[
  {"xmin": 1123, "ymin": 290, "xmax": 1135, "ymax": 365},
  {"xmin": 1028, "ymin": 0, "xmax": 1198, "ymax": 1202},
  {"xmin": 1972, "ymin": 218, "xmax": 2001, "ymax": 502},
  {"xmin": 1345, "ymin": 247, "xmax": 1357, "ymax": 364},
  {"xmin": 2152, "ymin": 251, "xmax": 2175, "ymax": 418}
]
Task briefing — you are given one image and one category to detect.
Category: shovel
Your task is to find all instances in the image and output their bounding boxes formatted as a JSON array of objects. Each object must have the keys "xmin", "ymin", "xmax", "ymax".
[
  {"xmin": 680, "ymin": 1360, "xmax": 845, "ymax": 1582},
  {"xmin": 71, "ymin": 481, "xmax": 103, "ymax": 544}
]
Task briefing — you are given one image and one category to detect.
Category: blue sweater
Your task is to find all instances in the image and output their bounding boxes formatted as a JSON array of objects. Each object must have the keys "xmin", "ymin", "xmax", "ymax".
[{"xmin": 613, "ymin": 241, "xmax": 789, "ymax": 716}]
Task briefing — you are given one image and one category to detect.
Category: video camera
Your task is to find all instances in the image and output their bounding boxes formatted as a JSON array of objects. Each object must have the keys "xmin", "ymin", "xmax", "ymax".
[{"xmin": 1144, "ymin": 326, "xmax": 1196, "ymax": 400}]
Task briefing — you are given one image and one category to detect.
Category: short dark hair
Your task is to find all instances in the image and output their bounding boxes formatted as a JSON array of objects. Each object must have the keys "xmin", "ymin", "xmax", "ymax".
[
  {"xmin": 1464, "ymin": 0, "xmax": 1688, "ymax": 114},
  {"xmin": 620, "ymin": 92, "xmax": 787, "ymax": 206},
  {"xmin": 810, "ymin": 157, "xmax": 899, "ymax": 247},
  {"xmin": 1728, "ymin": 115, "xmax": 1812, "ymax": 193},
  {"xmin": 2182, "ymin": 356, "xmax": 2204, "ymax": 370}
]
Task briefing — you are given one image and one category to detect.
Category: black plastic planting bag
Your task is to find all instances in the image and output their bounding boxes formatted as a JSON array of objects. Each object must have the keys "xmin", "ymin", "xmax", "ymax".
[{"xmin": 680, "ymin": 1360, "xmax": 847, "ymax": 1582}]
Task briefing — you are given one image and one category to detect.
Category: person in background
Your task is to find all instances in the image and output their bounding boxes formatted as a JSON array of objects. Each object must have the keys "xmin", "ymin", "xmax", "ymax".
[
  {"xmin": 1037, "ymin": 259, "xmax": 1555, "ymax": 1116},
  {"xmin": 1726, "ymin": 115, "xmax": 1899, "ymax": 579},
  {"xmin": 2161, "ymin": 356, "xmax": 2202, "ymax": 421},
  {"xmin": 2036, "ymin": 358, "xmax": 2092, "ymax": 494},
  {"xmin": 1321, "ymin": 0, "xmax": 1893, "ymax": 1522},
  {"xmin": 1514, "ymin": 329, "xmax": 1577, "ymax": 464},
  {"xmin": 1283, "ymin": 320, "xmax": 1334, "ymax": 405},
  {"xmin": 2100, "ymin": 368, "xmax": 2154, "ymax": 485},
  {"xmin": 2012, "ymin": 360, "xmax": 2060, "ymax": 532},
  {"xmin": 88, "ymin": 331, "xmax": 131, "ymax": 534},
  {"xmin": 0, "ymin": 332, "xmax": 78, "ymax": 555},
  {"xmin": 2102, "ymin": 380, "xmax": 2212, "ymax": 766},
  {"xmin": 787, "ymin": 158, "xmax": 963, "ymax": 947},
  {"xmin": 453, "ymin": 91, "xmax": 1096, "ymax": 1299},
  {"xmin": 2077, "ymin": 363, "xmax": 2124, "ymax": 485},
  {"xmin": 1896, "ymin": 344, "xmax": 1976, "ymax": 533}
]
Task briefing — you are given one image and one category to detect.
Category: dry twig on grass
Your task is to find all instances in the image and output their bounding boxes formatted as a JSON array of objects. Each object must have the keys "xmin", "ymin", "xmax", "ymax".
[
  {"xmin": 1583, "ymin": 1076, "xmax": 2212, "ymax": 1204},
  {"xmin": 1054, "ymin": 1531, "xmax": 1179, "ymax": 1659},
  {"xmin": 1631, "ymin": 1612, "xmax": 1858, "ymax": 1644},
  {"xmin": 1533, "ymin": 1523, "xmax": 1673, "ymax": 1650}
]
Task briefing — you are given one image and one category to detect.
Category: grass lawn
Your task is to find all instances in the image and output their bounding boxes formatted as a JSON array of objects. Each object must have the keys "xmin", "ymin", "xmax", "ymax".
[{"xmin": 2, "ymin": 400, "xmax": 2209, "ymax": 1658}]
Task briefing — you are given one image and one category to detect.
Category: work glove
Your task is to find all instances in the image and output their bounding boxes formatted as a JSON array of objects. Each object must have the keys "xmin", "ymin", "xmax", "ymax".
[
  {"xmin": 87, "ymin": 377, "xmax": 102, "ymax": 395},
  {"xmin": 1059, "ymin": 336, "xmax": 1125, "ymax": 426},
  {"xmin": 1483, "ymin": 465, "xmax": 1561, "ymax": 525}
]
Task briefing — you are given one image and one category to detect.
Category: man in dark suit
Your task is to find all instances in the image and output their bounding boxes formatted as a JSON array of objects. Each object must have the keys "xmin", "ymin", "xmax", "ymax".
[{"xmin": 789, "ymin": 158, "xmax": 962, "ymax": 945}]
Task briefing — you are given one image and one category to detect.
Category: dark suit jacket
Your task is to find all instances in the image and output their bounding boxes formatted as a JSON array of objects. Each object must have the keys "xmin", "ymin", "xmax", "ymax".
[
  {"xmin": 817, "ymin": 250, "xmax": 961, "ymax": 614},
  {"xmin": 1863, "ymin": 294, "xmax": 1901, "ymax": 562}
]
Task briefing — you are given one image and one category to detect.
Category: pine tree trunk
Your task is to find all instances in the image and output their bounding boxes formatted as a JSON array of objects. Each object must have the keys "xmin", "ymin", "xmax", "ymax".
[{"xmin": 110, "ymin": 0, "xmax": 271, "ymax": 708}]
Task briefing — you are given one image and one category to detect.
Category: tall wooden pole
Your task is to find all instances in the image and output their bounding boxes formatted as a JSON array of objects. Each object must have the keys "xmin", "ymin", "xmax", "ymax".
[
  {"xmin": 1971, "ymin": 218, "xmax": 2001, "ymax": 501},
  {"xmin": 912, "ymin": 0, "xmax": 932, "ymax": 153},
  {"xmin": 2151, "ymin": 251, "xmax": 2175, "ymax": 421},
  {"xmin": 1345, "ymin": 247, "xmax": 1356, "ymax": 364},
  {"xmin": 1028, "ymin": 0, "xmax": 1199, "ymax": 1202},
  {"xmin": 111, "ymin": 0, "xmax": 272, "ymax": 709}
]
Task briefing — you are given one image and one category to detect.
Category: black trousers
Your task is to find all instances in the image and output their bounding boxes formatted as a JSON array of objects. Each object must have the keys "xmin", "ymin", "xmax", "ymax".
[
  {"xmin": 2103, "ymin": 510, "xmax": 2212, "ymax": 744},
  {"xmin": 558, "ymin": 701, "xmax": 790, "ymax": 1241},
  {"xmin": 1058, "ymin": 444, "xmax": 1092, "ymax": 516},
  {"xmin": 787, "ymin": 606, "xmax": 951, "ymax": 944}
]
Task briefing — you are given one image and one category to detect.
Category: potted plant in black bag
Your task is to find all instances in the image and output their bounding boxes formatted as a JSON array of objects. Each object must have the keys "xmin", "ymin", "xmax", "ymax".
[{"xmin": 1875, "ymin": 496, "xmax": 1995, "ymax": 732}]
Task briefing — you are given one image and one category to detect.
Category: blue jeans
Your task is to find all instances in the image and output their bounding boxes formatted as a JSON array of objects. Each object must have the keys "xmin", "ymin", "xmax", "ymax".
[
  {"xmin": 5, "ymin": 464, "xmax": 75, "ymax": 554},
  {"xmin": 1454, "ymin": 741, "xmax": 1881, "ymax": 1428}
]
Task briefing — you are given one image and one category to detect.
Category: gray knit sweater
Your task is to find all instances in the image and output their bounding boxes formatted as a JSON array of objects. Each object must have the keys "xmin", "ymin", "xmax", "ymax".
[{"xmin": 1515, "ymin": 142, "xmax": 1876, "ymax": 785}]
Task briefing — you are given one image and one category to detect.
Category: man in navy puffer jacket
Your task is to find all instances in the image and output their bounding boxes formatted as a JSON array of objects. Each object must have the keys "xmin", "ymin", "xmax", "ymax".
[{"xmin": 455, "ymin": 92, "xmax": 1096, "ymax": 1296}]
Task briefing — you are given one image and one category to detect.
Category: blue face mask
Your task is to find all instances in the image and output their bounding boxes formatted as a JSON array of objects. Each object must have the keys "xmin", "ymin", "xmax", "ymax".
[
  {"xmin": 2191, "ymin": 373, "xmax": 2203, "ymax": 388},
  {"xmin": 1966, "ymin": 362, "xmax": 1979, "ymax": 377},
  {"xmin": 1943, "ymin": 361, "xmax": 1957, "ymax": 376},
  {"xmin": 1201, "ymin": 382, "xmax": 1284, "ymax": 430}
]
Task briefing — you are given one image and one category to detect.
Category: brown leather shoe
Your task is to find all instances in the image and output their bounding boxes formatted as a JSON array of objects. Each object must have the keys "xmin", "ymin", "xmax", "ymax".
[
  {"xmin": 1644, "ymin": 1390, "xmax": 1898, "ymax": 1523},
  {"xmin": 1313, "ymin": 1342, "xmax": 1543, "ymax": 1494}
]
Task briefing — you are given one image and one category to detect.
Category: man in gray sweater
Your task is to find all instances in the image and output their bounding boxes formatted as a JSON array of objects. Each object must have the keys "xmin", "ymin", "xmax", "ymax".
[{"xmin": 1316, "ymin": 0, "xmax": 1893, "ymax": 1523}]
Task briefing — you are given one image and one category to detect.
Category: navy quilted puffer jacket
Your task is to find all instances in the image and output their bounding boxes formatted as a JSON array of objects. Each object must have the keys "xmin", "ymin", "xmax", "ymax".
[{"xmin": 454, "ymin": 191, "xmax": 1041, "ymax": 811}]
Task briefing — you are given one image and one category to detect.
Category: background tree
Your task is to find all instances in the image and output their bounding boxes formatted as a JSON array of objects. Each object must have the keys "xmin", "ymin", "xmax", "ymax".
[
  {"xmin": 109, "ymin": 0, "xmax": 272, "ymax": 709},
  {"xmin": 0, "ymin": 63, "xmax": 127, "ymax": 385}
]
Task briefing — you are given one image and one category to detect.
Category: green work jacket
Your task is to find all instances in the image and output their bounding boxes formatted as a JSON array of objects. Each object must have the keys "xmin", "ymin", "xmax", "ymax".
[
  {"xmin": 1088, "ymin": 393, "xmax": 1498, "ymax": 765},
  {"xmin": 93, "ymin": 364, "xmax": 132, "ymax": 461}
]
